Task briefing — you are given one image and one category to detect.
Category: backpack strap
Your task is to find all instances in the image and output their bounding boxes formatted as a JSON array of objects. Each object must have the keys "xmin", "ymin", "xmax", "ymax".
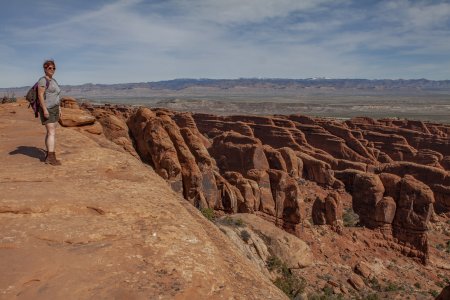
[
  {"xmin": 39, "ymin": 76, "xmax": 50, "ymax": 89},
  {"xmin": 31, "ymin": 77, "xmax": 51, "ymax": 118}
]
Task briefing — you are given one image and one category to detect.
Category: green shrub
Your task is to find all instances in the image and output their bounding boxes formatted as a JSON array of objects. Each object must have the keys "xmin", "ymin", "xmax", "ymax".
[
  {"xmin": 429, "ymin": 290, "xmax": 439, "ymax": 297},
  {"xmin": 1, "ymin": 95, "xmax": 16, "ymax": 104},
  {"xmin": 220, "ymin": 216, "xmax": 246, "ymax": 227},
  {"xmin": 385, "ymin": 281, "xmax": 401, "ymax": 291},
  {"xmin": 267, "ymin": 256, "xmax": 305, "ymax": 299},
  {"xmin": 267, "ymin": 256, "xmax": 285, "ymax": 273},
  {"xmin": 343, "ymin": 208, "xmax": 359, "ymax": 227},
  {"xmin": 367, "ymin": 277, "xmax": 381, "ymax": 291},
  {"xmin": 200, "ymin": 207, "xmax": 215, "ymax": 221},
  {"xmin": 363, "ymin": 294, "xmax": 380, "ymax": 300},
  {"xmin": 436, "ymin": 243, "xmax": 445, "ymax": 251},
  {"xmin": 234, "ymin": 218, "xmax": 245, "ymax": 227},
  {"xmin": 240, "ymin": 230, "xmax": 251, "ymax": 243},
  {"xmin": 309, "ymin": 292, "xmax": 345, "ymax": 300},
  {"xmin": 414, "ymin": 282, "xmax": 421, "ymax": 289}
]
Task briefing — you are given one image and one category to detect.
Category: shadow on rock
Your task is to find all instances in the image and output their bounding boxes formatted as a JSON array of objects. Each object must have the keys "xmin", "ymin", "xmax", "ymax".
[{"xmin": 9, "ymin": 146, "xmax": 46, "ymax": 161}]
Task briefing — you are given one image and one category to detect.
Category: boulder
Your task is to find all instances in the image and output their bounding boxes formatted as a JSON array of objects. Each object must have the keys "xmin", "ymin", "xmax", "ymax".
[
  {"xmin": 60, "ymin": 96, "xmax": 80, "ymax": 109},
  {"xmin": 59, "ymin": 108, "xmax": 96, "ymax": 127}
]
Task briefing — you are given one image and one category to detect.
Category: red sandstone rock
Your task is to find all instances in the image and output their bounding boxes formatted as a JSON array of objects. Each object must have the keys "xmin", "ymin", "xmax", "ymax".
[
  {"xmin": 173, "ymin": 112, "xmax": 211, "ymax": 148},
  {"xmin": 436, "ymin": 285, "xmax": 450, "ymax": 300},
  {"xmin": 214, "ymin": 172, "xmax": 239, "ymax": 213},
  {"xmin": 348, "ymin": 274, "xmax": 365, "ymax": 291},
  {"xmin": 378, "ymin": 173, "xmax": 401, "ymax": 199},
  {"xmin": 91, "ymin": 110, "xmax": 138, "ymax": 157},
  {"xmin": 210, "ymin": 131, "xmax": 270, "ymax": 173},
  {"xmin": 354, "ymin": 261, "xmax": 373, "ymax": 279},
  {"xmin": 312, "ymin": 192, "xmax": 343, "ymax": 232},
  {"xmin": 60, "ymin": 96, "xmax": 80, "ymax": 109},
  {"xmin": 223, "ymin": 171, "xmax": 259, "ymax": 213},
  {"xmin": 352, "ymin": 173, "xmax": 385, "ymax": 228},
  {"xmin": 374, "ymin": 196, "xmax": 396, "ymax": 225},
  {"xmin": 392, "ymin": 175, "xmax": 435, "ymax": 263},
  {"xmin": 263, "ymin": 145, "xmax": 287, "ymax": 172},
  {"xmin": 159, "ymin": 114, "xmax": 210, "ymax": 207},
  {"xmin": 59, "ymin": 107, "xmax": 96, "ymax": 127},
  {"xmin": 77, "ymin": 121, "xmax": 103, "ymax": 135},
  {"xmin": 278, "ymin": 147, "xmax": 303, "ymax": 179},
  {"xmin": 246, "ymin": 169, "xmax": 275, "ymax": 216},
  {"xmin": 267, "ymin": 169, "xmax": 304, "ymax": 226},
  {"xmin": 334, "ymin": 168, "xmax": 366, "ymax": 193},
  {"xmin": 251, "ymin": 123, "xmax": 303, "ymax": 151},
  {"xmin": 297, "ymin": 152, "xmax": 336, "ymax": 186},
  {"xmin": 128, "ymin": 108, "xmax": 183, "ymax": 192},
  {"xmin": 441, "ymin": 156, "xmax": 450, "ymax": 170}
]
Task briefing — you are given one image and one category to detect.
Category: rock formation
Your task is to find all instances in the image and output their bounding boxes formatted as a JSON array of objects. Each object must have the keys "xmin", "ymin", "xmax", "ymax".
[{"xmin": 78, "ymin": 103, "xmax": 450, "ymax": 265}]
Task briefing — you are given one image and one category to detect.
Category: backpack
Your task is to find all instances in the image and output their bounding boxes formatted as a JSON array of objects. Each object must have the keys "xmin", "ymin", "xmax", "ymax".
[{"xmin": 25, "ymin": 77, "xmax": 50, "ymax": 118}]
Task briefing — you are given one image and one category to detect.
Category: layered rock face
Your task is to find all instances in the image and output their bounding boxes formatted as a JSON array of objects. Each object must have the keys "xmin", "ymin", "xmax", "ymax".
[{"xmin": 84, "ymin": 105, "xmax": 450, "ymax": 263}]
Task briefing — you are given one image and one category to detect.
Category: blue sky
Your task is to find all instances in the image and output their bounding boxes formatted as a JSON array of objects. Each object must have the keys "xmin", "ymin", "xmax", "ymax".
[{"xmin": 1, "ymin": 0, "xmax": 450, "ymax": 87}]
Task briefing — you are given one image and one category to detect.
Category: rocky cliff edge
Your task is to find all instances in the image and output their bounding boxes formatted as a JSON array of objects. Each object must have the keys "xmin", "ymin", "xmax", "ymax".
[{"xmin": 0, "ymin": 101, "xmax": 287, "ymax": 300}]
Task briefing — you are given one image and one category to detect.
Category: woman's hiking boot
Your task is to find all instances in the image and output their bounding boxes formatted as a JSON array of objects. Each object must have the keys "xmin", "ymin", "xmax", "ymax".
[{"xmin": 45, "ymin": 152, "xmax": 61, "ymax": 166}]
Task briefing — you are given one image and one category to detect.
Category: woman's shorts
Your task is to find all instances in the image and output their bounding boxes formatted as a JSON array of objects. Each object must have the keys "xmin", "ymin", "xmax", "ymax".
[{"xmin": 39, "ymin": 105, "xmax": 60, "ymax": 125}]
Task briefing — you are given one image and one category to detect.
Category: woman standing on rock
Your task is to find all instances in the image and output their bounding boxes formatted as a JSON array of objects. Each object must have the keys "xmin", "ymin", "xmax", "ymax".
[{"xmin": 38, "ymin": 59, "xmax": 62, "ymax": 165}]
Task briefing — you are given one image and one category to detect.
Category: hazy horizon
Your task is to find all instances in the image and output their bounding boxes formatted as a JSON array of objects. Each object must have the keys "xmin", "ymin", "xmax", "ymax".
[{"xmin": 2, "ymin": 76, "xmax": 450, "ymax": 90}]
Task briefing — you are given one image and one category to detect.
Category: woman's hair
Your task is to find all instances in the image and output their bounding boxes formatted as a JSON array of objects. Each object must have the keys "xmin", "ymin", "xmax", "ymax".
[{"xmin": 43, "ymin": 59, "xmax": 56, "ymax": 69}]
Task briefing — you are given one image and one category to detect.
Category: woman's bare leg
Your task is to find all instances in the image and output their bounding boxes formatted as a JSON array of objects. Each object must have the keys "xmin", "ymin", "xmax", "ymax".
[{"xmin": 45, "ymin": 122, "xmax": 56, "ymax": 152}]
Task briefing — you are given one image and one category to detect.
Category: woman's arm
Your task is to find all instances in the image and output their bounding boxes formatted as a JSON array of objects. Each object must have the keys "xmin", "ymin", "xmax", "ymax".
[{"xmin": 37, "ymin": 85, "xmax": 49, "ymax": 118}]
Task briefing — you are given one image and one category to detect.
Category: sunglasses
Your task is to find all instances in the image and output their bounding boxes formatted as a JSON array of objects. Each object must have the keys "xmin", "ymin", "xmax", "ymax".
[{"xmin": 46, "ymin": 67, "xmax": 56, "ymax": 70}]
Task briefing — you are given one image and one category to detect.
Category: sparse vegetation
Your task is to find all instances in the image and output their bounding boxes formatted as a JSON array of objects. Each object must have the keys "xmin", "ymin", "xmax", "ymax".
[
  {"xmin": 219, "ymin": 216, "xmax": 245, "ymax": 227},
  {"xmin": 1, "ymin": 92, "xmax": 16, "ymax": 104},
  {"xmin": 446, "ymin": 240, "xmax": 450, "ymax": 253},
  {"xmin": 309, "ymin": 289, "xmax": 345, "ymax": 300},
  {"xmin": 414, "ymin": 282, "xmax": 421, "ymax": 289},
  {"xmin": 385, "ymin": 281, "xmax": 402, "ymax": 292},
  {"xmin": 267, "ymin": 256, "xmax": 306, "ymax": 299},
  {"xmin": 367, "ymin": 277, "xmax": 381, "ymax": 291},
  {"xmin": 436, "ymin": 243, "xmax": 445, "ymax": 251},
  {"xmin": 317, "ymin": 273, "xmax": 332, "ymax": 281},
  {"xmin": 363, "ymin": 294, "xmax": 380, "ymax": 300},
  {"xmin": 429, "ymin": 290, "xmax": 439, "ymax": 297},
  {"xmin": 240, "ymin": 230, "xmax": 251, "ymax": 243},
  {"xmin": 200, "ymin": 207, "xmax": 215, "ymax": 221},
  {"xmin": 234, "ymin": 218, "xmax": 245, "ymax": 227},
  {"xmin": 343, "ymin": 208, "xmax": 359, "ymax": 227}
]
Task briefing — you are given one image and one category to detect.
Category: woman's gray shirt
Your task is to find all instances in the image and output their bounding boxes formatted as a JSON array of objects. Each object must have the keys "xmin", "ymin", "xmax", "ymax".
[{"xmin": 38, "ymin": 77, "xmax": 61, "ymax": 109}]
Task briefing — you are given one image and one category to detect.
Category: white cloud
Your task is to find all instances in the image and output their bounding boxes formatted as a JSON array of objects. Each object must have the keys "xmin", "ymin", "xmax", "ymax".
[{"xmin": 1, "ymin": 0, "xmax": 450, "ymax": 87}]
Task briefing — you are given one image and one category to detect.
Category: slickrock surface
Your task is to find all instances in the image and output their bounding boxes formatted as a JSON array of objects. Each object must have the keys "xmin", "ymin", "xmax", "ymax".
[{"xmin": 0, "ymin": 101, "xmax": 287, "ymax": 300}]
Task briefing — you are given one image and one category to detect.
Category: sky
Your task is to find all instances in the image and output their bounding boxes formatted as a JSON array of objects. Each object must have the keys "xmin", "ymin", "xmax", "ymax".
[{"xmin": 1, "ymin": 0, "xmax": 450, "ymax": 87}]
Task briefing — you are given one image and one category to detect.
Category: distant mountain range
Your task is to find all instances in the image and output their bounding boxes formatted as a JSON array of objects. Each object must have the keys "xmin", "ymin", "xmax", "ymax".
[{"xmin": 2, "ymin": 78, "xmax": 450, "ymax": 98}]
